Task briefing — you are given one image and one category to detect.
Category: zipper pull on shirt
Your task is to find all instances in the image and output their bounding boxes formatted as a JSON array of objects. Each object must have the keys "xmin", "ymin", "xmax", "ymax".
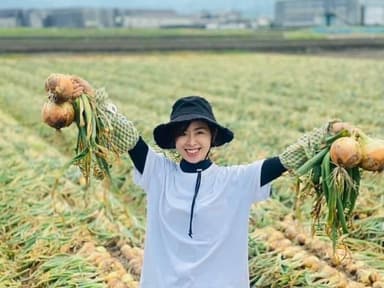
[{"xmin": 188, "ymin": 168, "xmax": 202, "ymax": 238}]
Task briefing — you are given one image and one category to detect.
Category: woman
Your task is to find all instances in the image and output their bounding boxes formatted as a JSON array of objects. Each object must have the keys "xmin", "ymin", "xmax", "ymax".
[{"xmin": 75, "ymin": 80, "xmax": 351, "ymax": 288}]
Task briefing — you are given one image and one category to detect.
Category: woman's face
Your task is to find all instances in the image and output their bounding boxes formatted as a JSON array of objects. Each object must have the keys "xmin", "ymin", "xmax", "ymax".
[{"xmin": 175, "ymin": 120, "xmax": 212, "ymax": 163}]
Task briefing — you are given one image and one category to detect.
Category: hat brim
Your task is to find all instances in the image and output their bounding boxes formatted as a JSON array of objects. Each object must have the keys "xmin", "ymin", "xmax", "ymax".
[{"xmin": 153, "ymin": 114, "xmax": 234, "ymax": 149}]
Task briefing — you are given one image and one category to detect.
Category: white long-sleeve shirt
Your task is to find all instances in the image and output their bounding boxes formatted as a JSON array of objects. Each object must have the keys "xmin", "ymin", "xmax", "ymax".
[{"xmin": 134, "ymin": 148, "xmax": 271, "ymax": 288}]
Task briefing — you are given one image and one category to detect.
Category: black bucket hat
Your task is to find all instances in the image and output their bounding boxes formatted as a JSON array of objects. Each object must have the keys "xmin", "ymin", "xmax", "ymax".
[{"xmin": 153, "ymin": 96, "xmax": 234, "ymax": 149}]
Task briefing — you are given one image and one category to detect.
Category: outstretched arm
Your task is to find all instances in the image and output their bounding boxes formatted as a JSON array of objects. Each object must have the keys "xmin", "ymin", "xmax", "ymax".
[
  {"xmin": 97, "ymin": 92, "xmax": 149, "ymax": 174},
  {"xmin": 73, "ymin": 78, "xmax": 149, "ymax": 173},
  {"xmin": 260, "ymin": 121, "xmax": 356, "ymax": 186}
]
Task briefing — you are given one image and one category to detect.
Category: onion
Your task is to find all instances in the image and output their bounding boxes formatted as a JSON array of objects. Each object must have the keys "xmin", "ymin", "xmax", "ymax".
[
  {"xmin": 357, "ymin": 269, "xmax": 378, "ymax": 285},
  {"xmin": 45, "ymin": 73, "xmax": 74, "ymax": 103},
  {"xmin": 41, "ymin": 100, "xmax": 75, "ymax": 129},
  {"xmin": 281, "ymin": 246, "xmax": 301, "ymax": 258},
  {"xmin": 373, "ymin": 282, "xmax": 384, "ymax": 288},
  {"xmin": 121, "ymin": 244, "xmax": 135, "ymax": 259},
  {"xmin": 330, "ymin": 137, "xmax": 362, "ymax": 168},
  {"xmin": 345, "ymin": 261, "xmax": 365, "ymax": 275},
  {"xmin": 358, "ymin": 132, "xmax": 384, "ymax": 171},
  {"xmin": 269, "ymin": 238, "xmax": 291, "ymax": 251},
  {"xmin": 303, "ymin": 255, "xmax": 322, "ymax": 271},
  {"xmin": 283, "ymin": 226, "xmax": 298, "ymax": 240},
  {"xmin": 106, "ymin": 278, "xmax": 127, "ymax": 288},
  {"xmin": 267, "ymin": 230, "xmax": 285, "ymax": 242},
  {"xmin": 295, "ymin": 233, "xmax": 307, "ymax": 245},
  {"xmin": 320, "ymin": 265, "xmax": 338, "ymax": 277},
  {"xmin": 306, "ymin": 239, "xmax": 328, "ymax": 257}
]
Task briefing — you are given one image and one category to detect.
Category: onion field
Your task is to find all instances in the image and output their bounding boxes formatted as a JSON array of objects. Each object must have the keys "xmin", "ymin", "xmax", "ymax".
[{"xmin": 1, "ymin": 52, "xmax": 384, "ymax": 287}]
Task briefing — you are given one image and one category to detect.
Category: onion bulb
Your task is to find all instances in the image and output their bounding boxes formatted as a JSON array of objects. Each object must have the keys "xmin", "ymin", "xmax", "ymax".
[
  {"xmin": 373, "ymin": 282, "xmax": 384, "ymax": 288},
  {"xmin": 358, "ymin": 132, "xmax": 384, "ymax": 171},
  {"xmin": 303, "ymin": 255, "xmax": 322, "ymax": 271},
  {"xmin": 45, "ymin": 73, "xmax": 74, "ymax": 103},
  {"xmin": 281, "ymin": 246, "xmax": 301, "ymax": 258},
  {"xmin": 330, "ymin": 137, "xmax": 362, "ymax": 168},
  {"xmin": 42, "ymin": 100, "xmax": 75, "ymax": 129}
]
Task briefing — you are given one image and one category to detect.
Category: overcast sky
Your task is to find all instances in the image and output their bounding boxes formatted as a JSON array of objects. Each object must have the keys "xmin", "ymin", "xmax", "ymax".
[{"xmin": 0, "ymin": 0, "xmax": 276, "ymax": 17}]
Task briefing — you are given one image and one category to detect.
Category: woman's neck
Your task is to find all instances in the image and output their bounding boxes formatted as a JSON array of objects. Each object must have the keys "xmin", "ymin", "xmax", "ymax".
[{"xmin": 180, "ymin": 158, "xmax": 212, "ymax": 173}]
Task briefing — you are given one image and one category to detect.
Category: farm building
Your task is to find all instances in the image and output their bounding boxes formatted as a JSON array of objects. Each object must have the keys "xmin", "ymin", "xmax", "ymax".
[
  {"xmin": 0, "ymin": 8, "xmax": 247, "ymax": 29},
  {"xmin": 0, "ymin": 9, "xmax": 23, "ymax": 27},
  {"xmin": 44, "ymin": 8, "xmax": 116, "ymax": 28},
  {"xmin": 274, "ymin": 0, "xmax": 384, "ymax": 27},
  {"xmin": 363, "ymin": 0, "xmax": 384, "ymax": 25},
  {"xmin": 119, "ymin": 10, "xmax": 198, "ymax": 28}
]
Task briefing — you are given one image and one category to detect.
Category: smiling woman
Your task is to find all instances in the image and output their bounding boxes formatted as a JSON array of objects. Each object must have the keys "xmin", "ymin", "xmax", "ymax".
[
  {"xmin": 174, "ymin": 121, "xmax": 212, "ymax": 163},
  {"xmin": 57, "ymin": 79, "xmax": 349, "ymax": 288}
]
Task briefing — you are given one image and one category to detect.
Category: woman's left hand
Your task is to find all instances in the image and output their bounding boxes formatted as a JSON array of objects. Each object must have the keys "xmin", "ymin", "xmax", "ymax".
[{"xmin": 71, "ymin": 75, "xmax": 95, "ymax": 97}]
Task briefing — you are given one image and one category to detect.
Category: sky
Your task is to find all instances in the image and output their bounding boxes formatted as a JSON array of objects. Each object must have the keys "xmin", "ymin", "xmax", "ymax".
[{"xmin": 0, "ymin": 0, "xmax": 276, "ymax": 17}]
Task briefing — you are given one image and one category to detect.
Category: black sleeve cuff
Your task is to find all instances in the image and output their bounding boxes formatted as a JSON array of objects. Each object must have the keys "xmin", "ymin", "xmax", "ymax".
[
  {"xmin": 128, "ymin": 136, "xmax": 149, "ymax": 174},
  {"xmin": 260, "ymin": 156, "xmax": 287, "ymax": 186}
]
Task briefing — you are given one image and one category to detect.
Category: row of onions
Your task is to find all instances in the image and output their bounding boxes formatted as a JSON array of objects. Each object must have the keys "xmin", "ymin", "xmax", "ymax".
[
  {"xmin": 76, "ymin": 241, "xmax": 139, "ymax": 288},
  {"xmin": 248, "ymin": 231, "xmax": 358, "ymax": 288},
  {"xmin": 249, "ymin": 222, "xmax": 384, "ymax": 288},
  {"xmin": 277, "ymin": 215, "xmax": 383, "ymax": 285}
]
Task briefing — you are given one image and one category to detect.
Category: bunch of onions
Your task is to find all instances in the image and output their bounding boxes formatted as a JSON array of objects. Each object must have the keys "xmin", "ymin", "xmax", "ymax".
[
  {"xmin": 294, "ymin": 125, "xmax": 384, "ymax": 251},
  {"xmin": 329, "ymin": 131, "xmax": 384, "ymax": 172},
  {"xmin": 42, "ymin": 73, "xmax": 77, "ymax": 129},
  {"xmin": 295, "ymin": 129, "xmax": 362, "ymax": 249},
  {"xmin": 42, "ymin": 73, "xmax": 116, "ymax": 208},
  {"xmin": 42, "ymin": 73, "xmax": 94, "ymax": 130}
]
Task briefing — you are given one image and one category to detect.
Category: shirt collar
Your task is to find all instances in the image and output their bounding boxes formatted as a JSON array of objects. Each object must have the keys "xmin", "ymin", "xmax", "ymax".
[{"xmin": 180, "ymin": 158, "xmax": 212, "ymax": 173}]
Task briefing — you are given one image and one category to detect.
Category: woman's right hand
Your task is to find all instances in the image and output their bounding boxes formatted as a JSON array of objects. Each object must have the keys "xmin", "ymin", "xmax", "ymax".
[{"xmin": 330, "ymin": 121, "xmax": 361, "ymax": 137}]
